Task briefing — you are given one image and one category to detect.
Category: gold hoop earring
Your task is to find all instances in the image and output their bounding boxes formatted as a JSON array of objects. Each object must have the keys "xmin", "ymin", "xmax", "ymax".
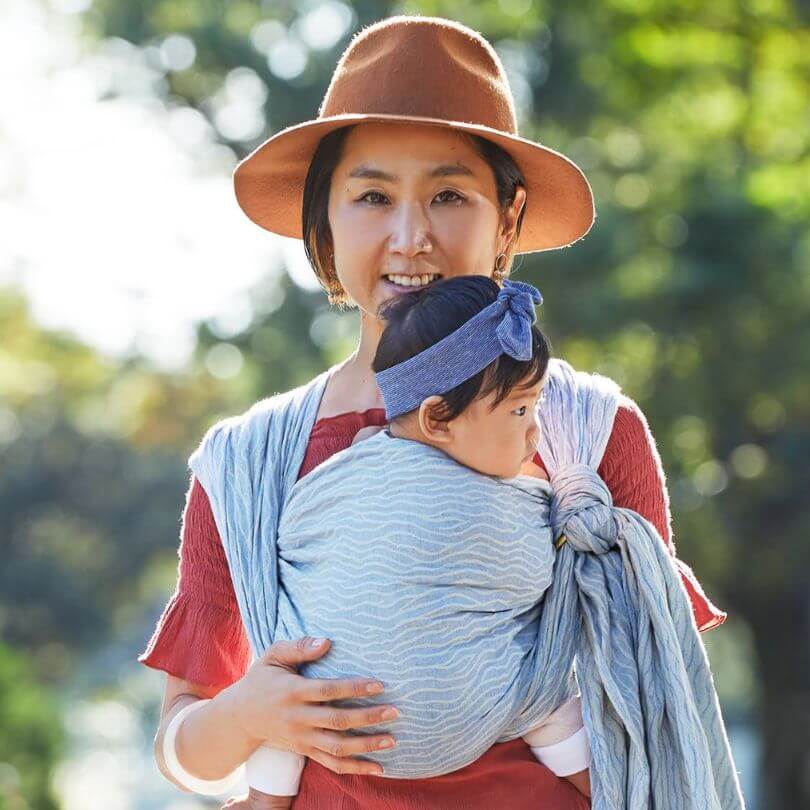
[
  {"xmin": 493, "ymin": 252, "xmax": 508, "ymax": 282},
  {"xmin": 324, "ymin": 252, "xmax": 346, "ymax": 305}
]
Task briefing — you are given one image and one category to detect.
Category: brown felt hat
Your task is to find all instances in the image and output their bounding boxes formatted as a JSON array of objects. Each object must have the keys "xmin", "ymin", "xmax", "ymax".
[{"xmin": 233, "ymin": 15, "xmax": 595, "ymax": 253}]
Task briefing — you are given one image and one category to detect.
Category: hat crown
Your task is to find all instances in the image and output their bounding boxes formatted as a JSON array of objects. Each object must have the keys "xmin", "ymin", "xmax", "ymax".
[{"xmin": 319, "ymin": 16, "xmax": 518, "ymax": 134}]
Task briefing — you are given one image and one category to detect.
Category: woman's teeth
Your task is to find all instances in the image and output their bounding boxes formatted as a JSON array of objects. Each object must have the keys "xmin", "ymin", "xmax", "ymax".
[{"xmin": 384, "ymin": 273, "xmax": 441, "ymax": 288}]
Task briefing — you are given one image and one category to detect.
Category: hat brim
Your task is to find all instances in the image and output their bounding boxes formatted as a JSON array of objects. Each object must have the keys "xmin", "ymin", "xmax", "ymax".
[{"xmin": 233, "ymin": 113, "xmax": 596, "ymax": 254}]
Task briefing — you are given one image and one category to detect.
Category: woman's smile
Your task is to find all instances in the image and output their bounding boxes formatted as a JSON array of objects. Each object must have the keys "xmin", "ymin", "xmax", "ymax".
[{"xmin": 382, "ymin": 272, "xmax": 443, "ymax": 292}]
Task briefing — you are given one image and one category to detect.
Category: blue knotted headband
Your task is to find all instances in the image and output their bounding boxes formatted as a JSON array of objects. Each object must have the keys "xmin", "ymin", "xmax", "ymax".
[{"xmin": 375, "ymin": 279, "xmax": 544, "ymax": 420}]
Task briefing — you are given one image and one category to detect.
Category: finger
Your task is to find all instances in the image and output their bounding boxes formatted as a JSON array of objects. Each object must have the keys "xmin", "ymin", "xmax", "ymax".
[
  {"xmin": 293, "ymin": 675, "xmax": 387, "ymax": 703},
  {"xmin": 303, "ymin": 703, "xmax": 400, "ymax": 731},
  {"xmin": 309, "ymin": 729, "xmax": 396, "ymax": 759},
  {"xmin": 260, "ymin": 637, "xmax": 332, "ymax": 669},
  {"xmin": 307, "ymin": 748, "xmax": 385, "ymax": 777}
]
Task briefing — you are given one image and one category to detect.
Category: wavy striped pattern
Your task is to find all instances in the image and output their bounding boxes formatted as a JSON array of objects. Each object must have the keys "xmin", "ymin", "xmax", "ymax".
[
  {"xmin": 189, "ymin": 359, "xmax": 745, "ymax": 806},
  {"xmin": 273, "ymin": 432, "xmax": 569, "ymax": 775}
]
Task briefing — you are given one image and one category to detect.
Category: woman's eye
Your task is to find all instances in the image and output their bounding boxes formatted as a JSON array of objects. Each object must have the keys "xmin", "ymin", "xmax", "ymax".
[
  {"xmin": 359, "ymin": 191, "xmax": 389, "ymax": 205},
  {"xmin": 513, "ymin": 405, "xmax": 528, "ymax": 416},
  {"xmin": 358, "ymin": 190, "xmax": 463, "ymax": 205}
]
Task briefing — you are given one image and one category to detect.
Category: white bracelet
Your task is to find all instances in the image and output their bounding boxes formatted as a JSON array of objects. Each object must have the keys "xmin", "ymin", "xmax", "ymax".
[
  {"xmin": 530, "ymin": 724, "xmax": 591, "ymax": 777},
  {"xmin": 162, "ymin": 699, "xmax": 246, "ymax": 795},
  {"xmin": 246, "ymin": 744, "xmax": 307, "ymax": 795}
]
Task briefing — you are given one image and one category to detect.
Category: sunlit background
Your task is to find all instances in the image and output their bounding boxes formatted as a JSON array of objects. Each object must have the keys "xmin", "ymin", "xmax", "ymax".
[{"xmin": 2, "ymin": 0, "xmax": 809, "ymax": 807}]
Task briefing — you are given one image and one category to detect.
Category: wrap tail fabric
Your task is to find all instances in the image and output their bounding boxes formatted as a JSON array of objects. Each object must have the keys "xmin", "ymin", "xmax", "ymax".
[
  {"xmin": 188, "ymin": 367, "xmax": 332, "ymax": 659},
  {"xmin": 536, "ymin": 360, "xmax": 744, "ymax": 809}
]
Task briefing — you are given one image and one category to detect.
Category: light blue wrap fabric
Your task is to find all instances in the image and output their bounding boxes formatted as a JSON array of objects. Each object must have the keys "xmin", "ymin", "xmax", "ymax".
[{"xmin": 188, "ymin": 358, "xmax": 744, "ymax": 807}]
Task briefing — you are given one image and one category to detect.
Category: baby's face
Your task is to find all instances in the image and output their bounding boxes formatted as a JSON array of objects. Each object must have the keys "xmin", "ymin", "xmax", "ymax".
[{"xmin": 442, "ymin": 372, "xmax": 547, "ymax": 479}]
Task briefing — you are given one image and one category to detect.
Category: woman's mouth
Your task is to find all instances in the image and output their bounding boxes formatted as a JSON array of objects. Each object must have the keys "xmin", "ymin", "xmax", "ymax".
[{"xmin": 382, "ymin": 273, "xmax": 442, "ymax": 289}]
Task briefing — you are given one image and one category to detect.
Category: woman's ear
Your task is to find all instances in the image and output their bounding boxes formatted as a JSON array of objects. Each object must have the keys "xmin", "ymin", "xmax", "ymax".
[
  {"xmin": 498, "ymin": 185, "xmax": 527, "ymax": 254},
  {"xmin": 417, "ymin": 396, "xmax": 454, "ymax": 444}
]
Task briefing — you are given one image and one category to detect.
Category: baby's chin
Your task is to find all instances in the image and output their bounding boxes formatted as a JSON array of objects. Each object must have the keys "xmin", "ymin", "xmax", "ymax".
[
  {"xmin": 519, "ymin": 458, "xmax": 549, "ymax": 480},
  {"xmin": 487, "ymin": 462, "xmax": 527, "ymax": 480}
]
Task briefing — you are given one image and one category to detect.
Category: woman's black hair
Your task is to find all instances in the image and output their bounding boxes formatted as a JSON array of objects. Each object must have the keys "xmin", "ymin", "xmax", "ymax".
[
  {"xmin": 302, "ymin": 125, "xmax": 527, "ymax": 306},
  {"xmin": 372, "ymin": 276, "xmax": 550, "ymax": 422}
]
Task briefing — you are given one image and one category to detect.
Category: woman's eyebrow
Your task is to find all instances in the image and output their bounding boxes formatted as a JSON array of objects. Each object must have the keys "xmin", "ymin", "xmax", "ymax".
[{"xmin": 347, "ymin": 163, "xmax": 475, "ymax": 181}]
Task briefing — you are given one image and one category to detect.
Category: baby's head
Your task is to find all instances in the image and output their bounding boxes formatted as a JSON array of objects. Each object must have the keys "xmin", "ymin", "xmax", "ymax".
[{"xmin": 373, "ymin": 276, "xmax": 551, "ymax": 478}]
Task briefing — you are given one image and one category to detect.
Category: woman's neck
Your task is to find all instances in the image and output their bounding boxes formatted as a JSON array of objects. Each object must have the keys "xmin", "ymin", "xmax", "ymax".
[
  {"xmin": 351, "ymin": 309, "xmax": 386, "ymax": 376},
  {"xmin": 318, "ymin": 311, "xmax": 387, "ymax": 417}
]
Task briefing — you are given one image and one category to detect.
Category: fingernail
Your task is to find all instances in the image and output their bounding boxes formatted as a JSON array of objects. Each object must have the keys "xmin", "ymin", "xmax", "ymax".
[
  {"xmin": 381, "ymin": 708, "xmax": 399, "ymax": 720},
  {"xmin": 366, "ymin": 682, "xmax": 384, "ymax": 694},
  {"xmin": 309, "ymin": 638, "xmax": 326, "ymax": 647},
  {"xmin": 378, "ymin": 738, "xmax": 395, "ymax": 749}
]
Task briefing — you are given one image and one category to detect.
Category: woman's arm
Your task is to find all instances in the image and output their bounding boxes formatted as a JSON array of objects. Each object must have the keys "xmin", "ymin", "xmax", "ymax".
[
  {"xmin": 155, "ymin": 674, "xmax": 254, "ymax": 790},
  {"xmin": 598, "ymin": 396, "xmax": 727, "ymax": 631},
  {"xmin": 155, "ymin": 638, "xmax": 400, "ymax": 788},
  {"xmin": 142, "ymin": 475, "xmax": 400, "ymax": 794}
]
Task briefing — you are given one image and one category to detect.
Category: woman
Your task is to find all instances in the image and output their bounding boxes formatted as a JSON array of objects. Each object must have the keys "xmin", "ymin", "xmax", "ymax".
[{"xmin": 139, "ymin": 15, "xmax": 727, "ymax": 809}]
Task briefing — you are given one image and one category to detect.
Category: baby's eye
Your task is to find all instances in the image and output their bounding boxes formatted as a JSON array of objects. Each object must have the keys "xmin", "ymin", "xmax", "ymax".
[{"xmin": 512, "ymin": 405, "xmax": 528, "ymax": 416}]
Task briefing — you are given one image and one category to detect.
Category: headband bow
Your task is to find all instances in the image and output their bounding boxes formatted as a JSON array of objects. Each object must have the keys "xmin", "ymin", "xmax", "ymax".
[
  {"xmin": 375, "ymin": 279, "xmax": 544, "ymax": 420},
  {"xmin": 494, "ymin": 281, "xmax": 543, "ymax": 361}
]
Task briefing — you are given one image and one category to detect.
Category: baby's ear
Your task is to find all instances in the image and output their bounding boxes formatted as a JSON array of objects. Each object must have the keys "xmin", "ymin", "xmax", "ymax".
[
  {"xmin": 351, "ymin": 425, "xmax": 386, "ymax": 445},
  {"xmin": 418, "ymin": 396, "xmax": 453, "ymax": 444}
]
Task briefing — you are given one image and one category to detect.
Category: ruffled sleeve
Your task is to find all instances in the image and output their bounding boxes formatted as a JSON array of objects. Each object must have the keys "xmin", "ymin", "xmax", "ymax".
[
  {"xmin": 138, "ymin": 473, "xmax": 252, "ymax": 689},
  {"xmin": 596, "ymin": 396, "xmax": 727, "ymax": 632}
]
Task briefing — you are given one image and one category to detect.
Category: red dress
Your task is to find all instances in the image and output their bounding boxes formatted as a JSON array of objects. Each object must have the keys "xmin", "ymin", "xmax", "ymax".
[{"xmin": 140, "ymin": 397, "xmax": 726, "ymax": 809}]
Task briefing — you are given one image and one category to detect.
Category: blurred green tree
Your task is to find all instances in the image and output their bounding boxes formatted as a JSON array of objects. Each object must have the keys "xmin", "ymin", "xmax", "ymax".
[{"xmin": 0, "ymin": 642, "xmax": 64, "ymax": 809}]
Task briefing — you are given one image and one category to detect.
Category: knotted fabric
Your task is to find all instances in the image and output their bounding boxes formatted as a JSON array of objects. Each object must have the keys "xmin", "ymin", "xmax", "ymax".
[
  {"xmin": 188, "ymin": 358, "xmax": 744, "ymax": 806},
  {"xmin": 535, "ymin": 361, "xmax": 744, "ymax": 809},
  {"xmin": 375, "ymin": 279, "xmax": 543, "ymax": 419}
]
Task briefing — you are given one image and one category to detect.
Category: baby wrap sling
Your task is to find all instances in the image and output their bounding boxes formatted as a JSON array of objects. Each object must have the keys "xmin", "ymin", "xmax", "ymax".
[{"xmin": 188, "ymin": 358, "xmax": 744, "ymax": 808}]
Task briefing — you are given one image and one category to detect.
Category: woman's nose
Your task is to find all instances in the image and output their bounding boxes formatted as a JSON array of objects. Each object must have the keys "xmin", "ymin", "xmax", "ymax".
[{"xmin": 388, "ymin": 202, "xmax": 432, "ymax": 258}]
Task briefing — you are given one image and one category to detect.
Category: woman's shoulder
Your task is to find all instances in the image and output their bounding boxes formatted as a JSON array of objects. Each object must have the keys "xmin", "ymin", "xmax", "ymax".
[
  {"xmin": 546, "ymin": 357, "xmax": 623, "ymax": 401},
  {"xmin": 611, "ymin": 393, "xmax": 656, "ymax": 442},
  {"xmin": 207, "ymin": 373, "xmax": 329, "ymax": 438},
  {"xmin": 190, "ymin": 373, "xmax": 331, "ymax": 468},
  {"xmin": 546, "ymin": 358, "xmax": 653, "ymax": 433}
]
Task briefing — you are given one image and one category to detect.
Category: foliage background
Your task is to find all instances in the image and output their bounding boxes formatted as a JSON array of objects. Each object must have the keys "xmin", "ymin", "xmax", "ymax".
[{"xmin": 1, "ymin": 0, "xmax": 808, "ymax": 807}]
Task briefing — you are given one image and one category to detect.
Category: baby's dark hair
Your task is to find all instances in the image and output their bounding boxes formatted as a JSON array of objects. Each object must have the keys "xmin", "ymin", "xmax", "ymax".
[{"xmin": 372, "ymin": 276, "xmax": 551, "ymax": 422}]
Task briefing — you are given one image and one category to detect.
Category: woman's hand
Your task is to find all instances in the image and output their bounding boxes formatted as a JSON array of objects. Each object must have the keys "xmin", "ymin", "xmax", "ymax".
[{"xmin": 225, "ymin": 637, "xmax": 398, "ymax": 777}]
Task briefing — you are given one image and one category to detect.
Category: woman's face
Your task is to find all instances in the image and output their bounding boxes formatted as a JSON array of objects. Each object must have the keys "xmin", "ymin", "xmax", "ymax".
[{"xmin": 328, "ymin": 122, "xmax": 526, "ymax": 317}]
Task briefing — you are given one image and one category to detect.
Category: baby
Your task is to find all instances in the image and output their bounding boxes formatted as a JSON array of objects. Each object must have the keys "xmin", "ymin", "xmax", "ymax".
[{"xmin": 244, "ymin": 276, "xmax": 590, "ymax": 807}]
